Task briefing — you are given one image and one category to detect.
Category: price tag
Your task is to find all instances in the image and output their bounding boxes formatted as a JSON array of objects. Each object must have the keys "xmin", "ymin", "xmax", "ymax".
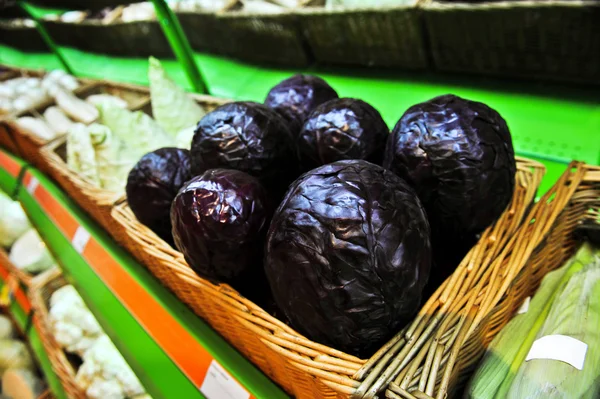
[
  {"xmin": 71, "ymin": 226, "xmax": 91, "ymax": 254},
  {"xmin": 526, "ymin": 334, "xmax": 588, "ymax": 370},
  {"xmin": 517, "ymin": 296, "xmax": 530, "ymax": 314},
  {"xmin": 201, "ymin": 360, "xmax": 250, "ymax": 399},
  {"xmin": 26, "ymin": 177, "xmax": 39, "ymax": 195}
]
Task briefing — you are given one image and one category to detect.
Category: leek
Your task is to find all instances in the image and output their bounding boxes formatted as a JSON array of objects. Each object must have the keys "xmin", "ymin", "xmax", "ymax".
[
  {"xmin": 466, "ymin": 243, "xmax": 595, "ymax": 399},
  {"xmin": 507, "ymin": 248, "xmax": 600, "ymax": 398}
]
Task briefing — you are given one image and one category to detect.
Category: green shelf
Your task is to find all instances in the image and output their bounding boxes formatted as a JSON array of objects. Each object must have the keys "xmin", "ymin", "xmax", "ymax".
[
  {"xmin": 0, "ymin": 148, "xmax": 288, "ymax": 399},
  {"xmin": 2, "ymin": 44, "xmax": 598, "ymax": 195}
]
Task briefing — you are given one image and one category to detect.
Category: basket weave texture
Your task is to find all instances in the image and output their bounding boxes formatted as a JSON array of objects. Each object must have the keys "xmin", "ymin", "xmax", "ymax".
[
  {"xmin": 423, "ymin": 0, "xmax": 600, "ymax": 84},
  {"xmin": 0, "ymin": 22, "xmax": 49, "ymax": 53},
  {"xmin": 30, "ymin": 267, "xmax": 86, "ymax": 399},
  {"xmin": 299, "ymin": 4, "xmax": 428, "ymax": 69},
  {"xmin": 42, "ymin": 19, "xmax": 174, "ymax": 58},
  {"xmin": 111, "ymin": 157, "xmax": 544, "ymax": 399},
  {"xmin": 385, "ymin": 161, "xmax": 600, "ymax": 399}
]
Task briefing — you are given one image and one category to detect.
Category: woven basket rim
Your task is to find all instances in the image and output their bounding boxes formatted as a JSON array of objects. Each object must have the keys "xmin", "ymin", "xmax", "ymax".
[
  {"xmin": 422, "ymin": 0, "xmax": 600, "ymax": 10},
  {"xmin": 294, "ymin": 2, "xmax": 420, "ymax": 16}
]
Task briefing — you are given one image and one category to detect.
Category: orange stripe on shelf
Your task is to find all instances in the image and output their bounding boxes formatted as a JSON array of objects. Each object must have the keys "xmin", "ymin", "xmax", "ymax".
[
  {"xmin": 26, "ymin": 174, "xmax": 79, "ymax": 239},
  {"xmin": 0, "ymin": 151, "xmax": 20, "ymax": 178},
  {"xmin": 83, "ymin": 239, "xmax": 214, "ymax": 387},
  {"xmin": 30, "ymin": 174, "xmax": 253, "ymax": 397}
]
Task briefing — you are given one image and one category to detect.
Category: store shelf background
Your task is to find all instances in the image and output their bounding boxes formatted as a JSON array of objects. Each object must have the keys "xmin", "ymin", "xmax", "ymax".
[{"xmin": 3, "ymin": 44, "xmax": 598, "ymax": 194}]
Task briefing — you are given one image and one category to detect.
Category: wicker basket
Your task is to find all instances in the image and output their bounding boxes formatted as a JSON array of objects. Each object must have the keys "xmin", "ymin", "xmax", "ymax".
[
  {"xmin": 0, "ymin": 20, "xmax": 49, "ymax": 53},
  {"xmin": 0, "ymin": 123, "xmax": 21, "ymax": 158},
  {"xmin": 30, "ymin": 267, "xmax": 86, "ymax": 399},
  {"xmin": 8, "ymin": 80, "xmax": 150, "ymax": 172},
  {"xmin": 42, "ymin": 19, "xmax": 174, "ymax": 58},
  {"xmin": 39, "ymin": 92, "xmax": 228, "ymax": 237},
  {"xmin": 299, "ymin": 2, "xmax": 428, "ymax": 69},
  {"xmin": 111, "ymin": 157, "xmax": 544, "ymax": 398},
  {"xmin": 28, "ymin": 0, "xmax": 138, "ymax": 10},
  {"xmin": 384, "ymin": 161, "xmax": 599, "ymax": 399},
  {"xmin": 423, "ymin": 0, "xmax": 600, "ymax": 85}
]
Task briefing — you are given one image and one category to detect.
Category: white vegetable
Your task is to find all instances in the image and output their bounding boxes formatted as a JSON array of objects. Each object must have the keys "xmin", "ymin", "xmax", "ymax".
[
  {"xmin": 0, "ymin": 192, "xmax": 31, "ymax": 249},
  {"xmin": 15, "ymin": 117, "xmax": 56, "ymax": 140},
  {"xmin": 58, "ymin": 75, "xmax": 80, "ymax": 92},
  {"xmin": 66, "ymin": 123, "xmax": 136, "ymax": 193},
  {"xmin": 44, "ymin": 106, "xmax": 74, "ymax": 136},
  {"xmin": 9, "ymin": 229, "xmax": 54, "ymax": 274},
  {"xmin": 2, "ymin": 368, "xmax": 45, "ymax": 399},
  {"xmin": 326, "ymin": 0, "xmax": 416, "ymax": 8},
  {"xmin": 121, "ymin": 3, "xmax": 156, "ymax": 22},
  {"xmin": 0, "ymin": 316, "xmax": 15, "ymax": 340},
  {"xmin": 86, "ymin": 94, "xmax": 128, "ymax": 109},
  {"xmin": 97, "ymin": 103, "xmax": 174, "ymax": 159},
  {"xmin": 46, "ymin": 70, "xmax": 67, "ymax": 82},
  {"xmin": 0, "ymin": 85, "xmax": 15, "ymax": 98},
  {"xmin": 0, "ymin": 340, "xmax": 34, "ymax": 374},
  {"xmin": 175, "ymin": 125, "xmax": 195, "ymax": 149},
  {"xmin": 242, "ymin": 0, "xmax": 285, "ymax": 13},
  {"xmin": 88, "ymin": 123, "xmax": 136, "ymax": 193},
  {"xmin": 49, "ymin": 285, "xmax": 103, "ymax": 357},
  {"xmin": 55, "ymin": 90, "xmax": 99, "ymax": 124},
  {"xmin": 13, "ymin": 97, "xmax": 35, "ymax": 112},
  {"xmin": 41, "ymin": 80, "xmax": 61, "ymax": 98},
  {"xmin": 76, "ymin": 335, "xmax": 145, "ymax": 399},
  {"xmin": 67, "ymin": 123, "xmax": 101, "ymax": 186},
  {"xmin": 23, "ymin": 78, "xmax": 40, "ymax": 89},
  {"xmin": 26, "ymin": 87, "xmax": 48, "ymax": 104},
  {"xmin": 60, "ymin": 11, "xmax": 87, "ymax": 23},
  {"xmin": 148, "ymin": 56, "xmax": 206, "ymax": 137}
]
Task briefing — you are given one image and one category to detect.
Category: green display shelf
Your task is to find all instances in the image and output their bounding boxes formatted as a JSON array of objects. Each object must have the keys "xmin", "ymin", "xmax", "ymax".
[
  {"xmin": 0, "ymin": 148, "xmax": 288, "ymax": 399},
  {"xmin": 0, "ymin": 241, "xmax": 68, "ymax": 399},
  {"xmin": 0, "ymin": 150, "xmax": 26, "ymax": 195},
  {"xmin": 1, "ymin": 43, "xmax": 598, "ymax": 194}
]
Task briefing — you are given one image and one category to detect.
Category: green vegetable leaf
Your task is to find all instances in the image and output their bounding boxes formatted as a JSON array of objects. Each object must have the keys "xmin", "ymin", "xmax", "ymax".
[
  {"xmin": 97, "ymin": 102, "xmax": 174, "ymax": 160},
  {"xmin": 148, "ymin": 56, "xmax": 205, "ymax": 138}
]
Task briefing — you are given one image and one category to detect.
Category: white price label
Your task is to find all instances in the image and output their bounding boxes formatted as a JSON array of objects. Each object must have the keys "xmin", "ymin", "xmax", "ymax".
[
  {"xmin": 517, "ymin": 296, "xmax": 531, "ymax": 314},
  {"xmin": 200, "ymin": 360, "xmax": 250, "ymax": 399},
  {"xmin": 526, "ymin": 334, "xmax": 588, "ymax": 370},
  {"xmin": 71, "ymin": 226, "xmax": 91, "ymax": 254},
  {"xmin": 26, "ymin": 177, "xmax": 39, "ymax": 195}
]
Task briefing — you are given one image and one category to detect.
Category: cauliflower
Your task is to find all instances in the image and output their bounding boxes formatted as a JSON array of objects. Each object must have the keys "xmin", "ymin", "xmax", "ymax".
[
  {"xmin": 75, "ymin": 335, "xmax": 145, "ymax": 399},
  {"xmin": 48, "ymin": 286, "xmax": 103, "ymax": 356},
  {"xmin": 0, "ymin": 192, "xmax": 31, "ymax": 248}
]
